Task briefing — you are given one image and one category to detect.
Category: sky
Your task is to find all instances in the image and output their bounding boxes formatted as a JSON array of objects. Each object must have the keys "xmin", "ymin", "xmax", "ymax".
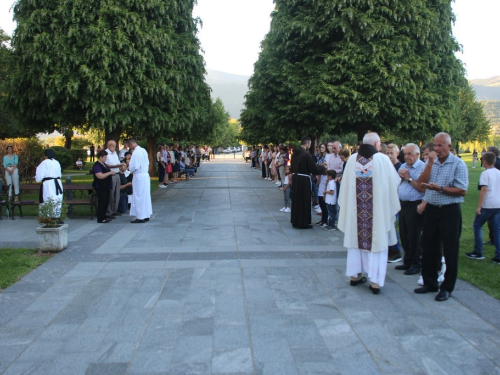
[{"xmin": 1, "ymin": 0, "xmax": 499, "ymax": 80}]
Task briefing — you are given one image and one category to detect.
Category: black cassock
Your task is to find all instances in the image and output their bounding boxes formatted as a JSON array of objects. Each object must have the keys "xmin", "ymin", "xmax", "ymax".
[{"xmin": 290, "ymin": 147, "xmax": 326, "ymax": 228}]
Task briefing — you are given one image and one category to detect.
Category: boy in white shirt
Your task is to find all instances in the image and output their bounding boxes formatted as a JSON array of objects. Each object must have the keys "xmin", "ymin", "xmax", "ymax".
[
  {"xmin": 324, "ymin": 170, "xmax": 337, "ymax": 231},
  {"xmin": 467, "ymin": 152, "xmax": 500, "ymax": 263}
]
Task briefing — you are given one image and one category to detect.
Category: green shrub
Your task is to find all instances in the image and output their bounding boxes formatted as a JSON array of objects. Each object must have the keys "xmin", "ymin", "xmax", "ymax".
[
  {"xmin": 49, "ymin": 146, "xmax": 72, "ymax": 169},
  {"xmin": 0, "ymin": 138, "xmax": 45, "ymax": 182},
  {"xmin": 69, "ymin": 149, "xmax": 87, "ymax": 167}
]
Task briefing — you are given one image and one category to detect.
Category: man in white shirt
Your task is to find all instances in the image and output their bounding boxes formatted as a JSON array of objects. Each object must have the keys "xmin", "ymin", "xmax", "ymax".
[
  {"xmin": 326, "ymin": 141, "xmax": 343, "ymax": 176},
  {"xmin": 467, "ymin": 152, "xmax": 500, "ymax": 263},
  {"xmin": 105, "ymin": 140, "xmax": 124, "ymax": 218}
]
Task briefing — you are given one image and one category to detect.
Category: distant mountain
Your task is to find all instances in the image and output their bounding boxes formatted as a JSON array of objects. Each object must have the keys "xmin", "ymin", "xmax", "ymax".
[
  {"xmin": 470, "ymin": 76, "xmax": 500, "ymax": 87},
  {"xmin": 470, "ymin": 76, "xmax": 500, "ymax": 101},
  {"xmin": 205, "ymin": 69, "xmax": 250, "ymax": 119}
]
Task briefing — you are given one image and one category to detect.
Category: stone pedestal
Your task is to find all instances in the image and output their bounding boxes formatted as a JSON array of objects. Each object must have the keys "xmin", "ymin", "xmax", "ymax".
[{"xmin": 35, "ymin": 224, "xmax": 68, "ymax": 252}]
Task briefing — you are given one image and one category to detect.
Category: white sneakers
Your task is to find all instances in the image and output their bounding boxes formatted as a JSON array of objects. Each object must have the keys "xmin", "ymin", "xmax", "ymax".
[
  {"xmin": 280, "ymin": 207, "xmax": 291, "ymax": 213},
  {"xmin": 280, "ymin": 207, "xmax": 286, "ymax": 212}
]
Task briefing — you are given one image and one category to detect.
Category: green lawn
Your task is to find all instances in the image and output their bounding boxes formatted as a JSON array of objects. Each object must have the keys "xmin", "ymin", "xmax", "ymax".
[
  {"xmin": 0, "ymin": 249, "xmax": 52, "ymax": 291},
  {"xmin": 456, "ymin": 153, "xmax": 500, "ymax": 300}
]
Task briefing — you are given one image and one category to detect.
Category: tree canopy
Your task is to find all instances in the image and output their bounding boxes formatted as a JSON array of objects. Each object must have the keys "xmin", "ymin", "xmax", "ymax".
[
  {"xmin": 240, "ymin": 0, "xmax": 468, "ymax": 144},
  {"xmin": 7, "ymin": 0, "xmax": 213, "ymax": 142}
]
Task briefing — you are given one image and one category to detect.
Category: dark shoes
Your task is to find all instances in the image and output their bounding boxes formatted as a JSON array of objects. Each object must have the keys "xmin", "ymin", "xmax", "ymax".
[
  {"xmin": 107, "ymin": 215, "xmax": 116, "ymax": 220},
  {"xmin": 387, "ymin": 251, "xmax": 402, "ymax": 263},
  {"xmin": 130, "ymin": 219, "xmax": 145, "ymax": 224},
  {"xmin": 395, "ymin": 264, "xmax": 410, "ymax": 270},
  {"xmin": 435, "ymin": 290, "xmax": 451, "ymax": 302},
  {"xmin": 350, "ymin": 276, "xmax": 367, "ymax": 286},
  {"xmin": 483, "ymin": 240, "xmax": 494, "ymax": 245},
  {"xmin": 404, "ymin": 266, "xmax": 421, "ymax": 275},
  {"xmin": 465, "ymin": 252, "xmax": 485, "ymax": 260},
  {"xmin": 414, "ymin": 286, "xmax": 439, "ymax": 294},
  {"xmin": 492, "ymin": 257, "xmax": 500, "ymax": 264},
  {"xmin": 369, "ymin": 285, "xmax": 380, "ymax": 295}
]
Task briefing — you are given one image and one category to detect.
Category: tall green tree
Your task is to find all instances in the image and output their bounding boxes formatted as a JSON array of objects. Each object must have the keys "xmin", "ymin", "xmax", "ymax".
[
  {"xmin": 241, "ymin": 0, "xmax": 467, "ymax": 144},
  {"xmin": 449, "ymin": 84, "xmax": 491, "ymax": 148},
  {"xmin": 8, "ymin": 0, "xmax": 212, "ymax": 163}
]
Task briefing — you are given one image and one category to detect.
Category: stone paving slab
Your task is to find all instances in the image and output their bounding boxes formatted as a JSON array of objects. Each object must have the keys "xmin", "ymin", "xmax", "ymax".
[{"xmin": 1, "ymin": 157, "xmax": 500, "ymax": 374}]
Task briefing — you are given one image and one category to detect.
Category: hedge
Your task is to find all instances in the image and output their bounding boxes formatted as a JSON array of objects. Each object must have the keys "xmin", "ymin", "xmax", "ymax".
[
  {"xmin": 49, "ymin": 146, "xmax": 72, "ymax": 169},
  {"xmin": 69, "ymin": 149, "xmax": 87, "ymax": 166},
  {"xmin": 0, "ymin": 138, "xmax": 45, "ymax": 182}
]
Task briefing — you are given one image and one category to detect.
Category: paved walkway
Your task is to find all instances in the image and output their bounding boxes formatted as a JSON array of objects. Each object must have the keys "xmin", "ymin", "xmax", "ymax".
[{"xmin": 1, "ymin": 157, "xmax": 499, "ymax": 375}]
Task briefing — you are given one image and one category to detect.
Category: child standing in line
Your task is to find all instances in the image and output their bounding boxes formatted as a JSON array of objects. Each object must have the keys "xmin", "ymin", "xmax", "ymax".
[
  {"xmin": 280, "ymin": 166, "xmax": 292, "ymax": 213},
  {"xmin": 324, "ymin": 170, "xmax": 337, "ymax": 231}
]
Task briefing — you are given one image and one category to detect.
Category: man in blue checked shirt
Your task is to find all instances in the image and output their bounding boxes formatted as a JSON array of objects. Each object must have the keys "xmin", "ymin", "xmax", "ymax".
[
  {"xmin": 414, "ymin": 133, "xmax": 468, "ymax": 302},
  {"xmin": 395, "ymin": 144, "xmax": 426, "ymax": 276}
]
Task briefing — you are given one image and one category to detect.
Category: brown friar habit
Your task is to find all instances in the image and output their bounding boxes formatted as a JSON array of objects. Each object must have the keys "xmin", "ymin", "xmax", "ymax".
[{"xmin": 290, "ymin": 147, "xmax": 326, "ymax": 228}]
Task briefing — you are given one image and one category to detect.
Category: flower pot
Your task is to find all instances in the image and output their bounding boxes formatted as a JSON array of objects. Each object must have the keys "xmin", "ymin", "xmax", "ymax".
[{"xmin": 35, "ymin": 224, "xmax": 68, "ymax": 252}]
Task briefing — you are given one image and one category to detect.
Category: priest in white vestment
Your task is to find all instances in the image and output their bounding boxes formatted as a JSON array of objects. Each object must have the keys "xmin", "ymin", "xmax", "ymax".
[
  {"xmin": 338, "ymin": 132, "xmax": 401, "ymax": 294},
  {"xmin": 128, "ymin": 139, "xmax": 153, "ymax": 223},
  {"xmin": 35, "ymin": 149, "xmax": 64, "ymax": 218}
]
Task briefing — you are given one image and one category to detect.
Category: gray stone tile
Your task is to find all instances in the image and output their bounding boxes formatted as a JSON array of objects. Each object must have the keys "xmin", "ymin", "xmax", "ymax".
[
  {"xmin": 129, "ymin": 347, "xmax": 173, "ymax": 374},
  {"xmin": 2, "ymin": 360, "xmax": 54, "ymax": 375},
  {"xmin": 0, "ymin": 345, "xmax": 26, "ymax": 373},
  {"xmin": 85, "ymin": 362, "xmax": 128, "ymax": 375},
  {"xmin": 212, "ymin": 348, "xmax": 253, "ymax": 374},
  {"xmin": 213, "ymin": 324, "xmax": 250, "ymax": 349},
  {"xmin": 3, "ymin": 159, "xmax": 500, "ymax": 375}
]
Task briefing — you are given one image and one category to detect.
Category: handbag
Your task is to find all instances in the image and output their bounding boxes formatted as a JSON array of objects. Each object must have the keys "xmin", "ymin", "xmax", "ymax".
[{"xmin": 167, "ymin": 163, "xmax": 173, "ymax": 173}]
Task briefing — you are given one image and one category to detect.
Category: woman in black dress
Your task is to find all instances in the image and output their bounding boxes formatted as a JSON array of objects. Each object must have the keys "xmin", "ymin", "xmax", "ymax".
[{"xmin": 93, "ymin": 150, "xmax": 116, "ymax": 223}]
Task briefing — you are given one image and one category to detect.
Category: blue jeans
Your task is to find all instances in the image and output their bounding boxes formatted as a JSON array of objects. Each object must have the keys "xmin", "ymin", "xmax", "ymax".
[
  {"xmin": 389, "ymin": 213, "xmax": 401, "ymax": 253},
  {"xmin": 473, "ymin": 208, "xmax": 500, "ymax": 257},
  {"xmin": 326, "ymin": 203, "xmax": 337, "ymax": 228},
  {"xmin": 311, "ymin": 180, "xmax": 318, "ymax": 203}
]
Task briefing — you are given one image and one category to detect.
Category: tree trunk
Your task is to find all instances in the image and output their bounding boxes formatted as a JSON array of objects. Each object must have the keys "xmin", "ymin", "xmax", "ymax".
[
  {"xmin": 64, "ymin": 135, "xmax": 72, "ymax": 149},
  {"xmin": 147, "ymin": 136, "xmax": 157, "ymax": 177},
  {"xmin": 63, "ymin": 129, "xmax": 73, "ymax": 149},
  {"xmin": 357, "ymin": 123, "xmax": 369, "ymax": 141},
  {"xmin": 104, "ymin": 125, "xmax": 122, "ymax": 147}
]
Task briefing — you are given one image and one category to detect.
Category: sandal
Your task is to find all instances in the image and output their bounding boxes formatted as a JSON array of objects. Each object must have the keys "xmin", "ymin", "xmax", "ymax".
[{"xmin": 100, "ymin": 219, "xmax": 111, "ymax": 223}]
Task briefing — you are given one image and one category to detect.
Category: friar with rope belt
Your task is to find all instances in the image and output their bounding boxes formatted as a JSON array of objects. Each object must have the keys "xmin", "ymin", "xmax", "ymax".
[{"xmin": 290, "ymin": 137, "xmax": 326, "ymax": 229}]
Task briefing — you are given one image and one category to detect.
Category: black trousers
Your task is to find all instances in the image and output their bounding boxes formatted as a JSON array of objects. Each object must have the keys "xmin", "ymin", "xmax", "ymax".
[
  {"xmin": 96, "ymin": 189, "xmax": 110, "ymax": 222},
  {"xmin": 399, "ymin": 200, "xmax": 422, "ymax": 267},
  {"xmin": 421, "ymin": 203, "xmax": 461, "ymax": 292},
  {"xmin": 318, "ymin": 196, "xmax": 328, "ymax": 224}
]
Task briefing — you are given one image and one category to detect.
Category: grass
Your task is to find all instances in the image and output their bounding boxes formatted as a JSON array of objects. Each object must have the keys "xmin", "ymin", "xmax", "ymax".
[
  {"xmin": 0, "ymin": 248, "xmax": 53, "ymax": 291},
  {"xmin": 456, "ymin": 153, "xmax": 500, "ymax": 300}
]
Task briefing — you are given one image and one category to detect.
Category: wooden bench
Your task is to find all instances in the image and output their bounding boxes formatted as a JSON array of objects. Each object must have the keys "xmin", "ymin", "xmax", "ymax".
[
  {"xmin": 0, "ymin": 184, "xmax": 11, "ymax": 219},
  {"xmin": 10, "ymin": 184, "xmax": 97, "ymax": 220}
]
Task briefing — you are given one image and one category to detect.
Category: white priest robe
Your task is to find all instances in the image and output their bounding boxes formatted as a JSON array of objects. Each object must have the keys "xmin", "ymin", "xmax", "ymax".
[
  {"xmin": 338, "ymin": 150, "xmax": 401, "ymax": 286},
  {"xmin": 129, "ymin": 146, "xmax": 153, "ymax": 220},
  {"xmin": 35, "ymin": 158, "xmax": 64, "ymax": 217}
]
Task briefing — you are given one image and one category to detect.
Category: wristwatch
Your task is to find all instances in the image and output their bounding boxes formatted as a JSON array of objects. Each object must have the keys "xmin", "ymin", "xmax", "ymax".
[
  {"xmin": 440, "ymin": 186, "xmax": 444, "ymax": 193},
  {"xmin": 408, "ymin": 178, "xmax": 413, "ymax": 183}
]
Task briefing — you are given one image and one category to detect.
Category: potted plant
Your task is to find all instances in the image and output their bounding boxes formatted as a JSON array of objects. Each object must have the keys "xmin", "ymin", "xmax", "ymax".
[{"xmin": 35, "ymin": 197, "xmax": 69, "ymax": 252}]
